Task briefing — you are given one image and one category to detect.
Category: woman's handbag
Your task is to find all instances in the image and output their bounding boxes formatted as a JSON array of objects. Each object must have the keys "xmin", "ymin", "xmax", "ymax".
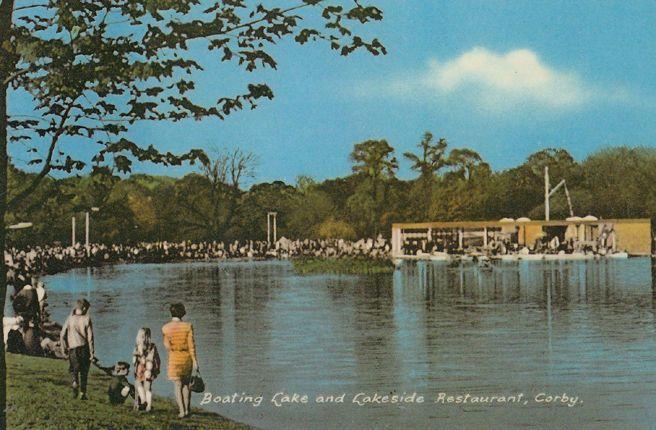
[{"xmin": 190, "ymin": 370, "xmax": 205, "ymax": 393}]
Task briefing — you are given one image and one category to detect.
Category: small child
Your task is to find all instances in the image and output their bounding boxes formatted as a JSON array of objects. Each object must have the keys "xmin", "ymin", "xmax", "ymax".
[
  {"xmin": 94, "ymin": 361, "xmax": 135, "ymax": 405},
  {"xmin": 40, "ymin": 337, "xmax": 66, "ymax": 359},
  {"xmin": 133, "ymin": 327, "xmax": 160, "ymax": 412}
]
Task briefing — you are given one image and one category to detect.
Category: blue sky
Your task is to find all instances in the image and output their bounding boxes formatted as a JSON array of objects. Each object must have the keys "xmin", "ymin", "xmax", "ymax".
[{"xmin": 9, "ymin": 0, "xmax": 656, "ymax": 186}]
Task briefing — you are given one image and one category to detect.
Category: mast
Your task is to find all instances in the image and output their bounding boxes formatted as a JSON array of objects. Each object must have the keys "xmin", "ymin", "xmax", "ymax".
[
  {"xmin": 544, "ymin": 166, "xmax": 550, "ymax": 221},
  {"xmin": 564, "ymin": 184, "xmax": 574, "ymax": 217}
]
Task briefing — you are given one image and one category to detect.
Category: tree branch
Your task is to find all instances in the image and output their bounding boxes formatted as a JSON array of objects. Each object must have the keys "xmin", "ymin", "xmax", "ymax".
[
  {"xmin": 7, "ymin": 102, "xmax": 73, "ymax": 207},
  {"xmin": 3, "ymin": 69, "xmax": 27, "ymax": 86},
  {"xmin": 222, "ymin": 3, "xmax": 313, "ymax": 36},
  {"xmin": 155, "ymin": 1, "xmax": 318, "ymax": 49},
  {"xmin": 3, "ymin": 65, "xmax": 39, "ymax": 86},
  {"xmin": 12, "ymin": 3, "xmax": 49, "ymax": 12}
]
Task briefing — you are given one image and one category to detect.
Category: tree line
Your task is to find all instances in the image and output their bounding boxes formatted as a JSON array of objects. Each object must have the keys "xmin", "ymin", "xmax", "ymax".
[{"xmin": 7, "ymin": 135, "xmax": 656, "ymax": 246}]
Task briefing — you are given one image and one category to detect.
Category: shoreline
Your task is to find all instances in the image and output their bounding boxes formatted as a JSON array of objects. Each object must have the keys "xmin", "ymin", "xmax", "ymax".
[
  {"xmin": 6, "ymin": 353, "xmax": 255, "ymax": 430},
  {"xmin": 6, "ymin": 240, "xmax": 391, "ymax": 285},
  {"xmin": 33, "ymin": 255, "xmax": 394, "ymax": 281},
  {"xmin": 292, "ymin": 257, "xmax": 395, "ymax": 275}
]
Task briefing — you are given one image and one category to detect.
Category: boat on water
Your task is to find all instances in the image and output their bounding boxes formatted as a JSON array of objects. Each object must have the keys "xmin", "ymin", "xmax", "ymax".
[
  {"xmin": 543, "ymin": 251, "xmax": 626, "ymax": 261},
  {"xmin": 490, "ymin": 254, "xmax": 517, "ymax": 262},
  {"xmin": 393, "ymin": 250, "xmax": 630, "ymax": 267},
  {"xmin": 428, "ymin": 252, "xmax": 450, "ymax": 262},
  {"xmin": 543, "ymin": 253, "xmax": 592, "ymax": 261},
  {"xmin": 569, "ymin": 252, "xmax": 594, "ymax": 260},
  {"xmin": 519, "ymin": 254, "xmax": 544, "ymax": 261},
  {"xmin": 555, "ymin": 252, "xmax": 594, "ymax": 260}
]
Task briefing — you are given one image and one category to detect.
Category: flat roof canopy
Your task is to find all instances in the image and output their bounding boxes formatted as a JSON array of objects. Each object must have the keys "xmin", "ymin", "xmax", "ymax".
[{"xmin": 392, "ymin": 219, "xmax": 651, "ymax": 229}]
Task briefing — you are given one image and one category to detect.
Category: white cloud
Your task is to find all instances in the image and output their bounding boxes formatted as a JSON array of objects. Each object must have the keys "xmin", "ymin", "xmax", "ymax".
[{"xmin": 359, "ymin": 47, "xmax": 604, "ymax": 113}]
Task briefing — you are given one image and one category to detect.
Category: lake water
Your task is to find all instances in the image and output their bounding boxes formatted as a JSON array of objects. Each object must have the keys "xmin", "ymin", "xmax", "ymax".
[{"xmin": 33, "ymin": 258, "xmax": 656, "ymax": 429}]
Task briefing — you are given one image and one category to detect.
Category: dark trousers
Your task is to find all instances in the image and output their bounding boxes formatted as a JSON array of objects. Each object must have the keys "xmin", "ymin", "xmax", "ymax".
[{"xmin": 69, "ymin": 345, "xmax": 91, "ymax": 393}]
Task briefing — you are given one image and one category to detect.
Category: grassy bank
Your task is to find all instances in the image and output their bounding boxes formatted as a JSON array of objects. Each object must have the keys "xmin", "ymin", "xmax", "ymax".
[
  {"xmin": 292, "ymin": 257, "xmax": 394, "ymax": 275},
  {"xmin": 6, "ymin": 353, "xmax": 253, "ymax": 430}
]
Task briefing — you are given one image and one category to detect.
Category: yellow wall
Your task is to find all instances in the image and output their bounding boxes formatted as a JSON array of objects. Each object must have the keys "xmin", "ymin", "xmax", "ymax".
[
  {"xmin": 614, "ymin": 221, "xmax": 652, "ymax": 255},
  {"xmin": 519, "ymin": 225, "xmax": 544, "ymax": 247},
  {"xmin": 395, "ymin": 219, "xmax": 652, "ymax": 255}
]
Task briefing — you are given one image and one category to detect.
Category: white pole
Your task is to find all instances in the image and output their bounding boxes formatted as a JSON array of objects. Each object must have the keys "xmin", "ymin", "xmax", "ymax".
[
  {"xmin": 544, "ymin": 166, "xmax": 550, "ymax": 221},
  {"xmin": 392, "ymin": 226, "xmax": 400, "ymax": 256},
  {"xmin": 273, "ymin": 213, "xmax": 277, "ymax": 243},
  {"xmin": 85, "ymin": 211, "xmax": 90, "ymax": 250},
  {"xmin": 564, "ymin": 183, "xmax": 574, "ymax": 217},
  {"xmin": 267, "ymin": 213, "xmax": 271, "ymax": 244},
  {"xmin": 72, "ymin": 216, "xmax": 76, "ymax": 246}
]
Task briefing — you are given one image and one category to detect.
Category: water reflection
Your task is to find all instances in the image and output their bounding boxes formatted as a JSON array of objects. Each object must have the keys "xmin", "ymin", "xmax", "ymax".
[{"xmin": 27, "ymin": 258, "xmax": 656, "ymax": 429}]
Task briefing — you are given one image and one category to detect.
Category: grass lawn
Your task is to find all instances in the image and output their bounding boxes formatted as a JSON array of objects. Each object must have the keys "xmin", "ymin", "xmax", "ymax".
[
  {"xmin": 292, "ymin": 257, "xmax": 394, "ymax": 275},
  {"xmin": 6, "ymin": 353, "xmax": 254, "ymax": 430}
]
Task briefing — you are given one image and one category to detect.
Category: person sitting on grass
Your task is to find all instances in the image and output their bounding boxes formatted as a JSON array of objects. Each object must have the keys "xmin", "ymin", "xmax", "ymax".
[
  {"xmin": 5, "ymin": 324, "xmax": 26, "ymax": 355},
  {"xmin": 3, "ymin": 315, "xmax": 23, "ymax": 351},
  {"xmin": 94, "ymin": 361, "xmax": 135, "ymax": 405},
  {"xmin": 41, "ymin": 337, "xmax": 66, "ymax": 359},
  {"xmin": 22, "ymin": 321, "xmax": 43, "ymax": 357},
  {"xmin": 12, "ymin": 284, "xmax": 40, "ymax": 326}
]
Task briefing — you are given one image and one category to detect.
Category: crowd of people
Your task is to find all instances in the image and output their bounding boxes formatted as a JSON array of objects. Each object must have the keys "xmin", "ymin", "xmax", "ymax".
[
  {"xmin": 5, "ymin": 236, "xmax": 391, "ymax": 279},
  {"xmin": 4, "ymin": 236, "xmax": 391, "ymax": 356},
  {"xmin": 403, "ymin": 224, "xmax": 622, "ymax": 258},
  {"xmin": 3, "ymin": 274, "xmax": 62, "ymax": 359},
  {"xmin": 3, "ymin": 236, "xmax": 389, "ymax": 414}
]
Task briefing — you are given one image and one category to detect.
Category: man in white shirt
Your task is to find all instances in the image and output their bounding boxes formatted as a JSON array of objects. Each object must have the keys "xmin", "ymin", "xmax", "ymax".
[{"xmin": 60, "ymin": 298, "xmax": 95, "ymax": 400}]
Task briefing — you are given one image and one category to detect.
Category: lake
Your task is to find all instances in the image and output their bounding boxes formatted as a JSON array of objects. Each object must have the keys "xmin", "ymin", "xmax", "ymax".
[{"xmin": 34, "ymin": 258, "xmax": 656, "ymax": 429}]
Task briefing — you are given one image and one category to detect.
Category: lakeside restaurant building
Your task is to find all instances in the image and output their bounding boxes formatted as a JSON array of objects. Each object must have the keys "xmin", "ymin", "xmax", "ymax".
[{"xmin": 391, "ymin": 218, "xmax": 652, "ymax": 258}]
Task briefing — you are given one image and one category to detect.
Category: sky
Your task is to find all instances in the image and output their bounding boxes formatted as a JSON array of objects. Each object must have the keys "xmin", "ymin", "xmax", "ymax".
[{"xmin": 9, "ymin": 0, "xmax": 656, "ymax": 186}]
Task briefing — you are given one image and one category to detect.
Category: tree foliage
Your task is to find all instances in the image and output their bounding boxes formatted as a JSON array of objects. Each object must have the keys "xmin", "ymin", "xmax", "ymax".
[
  {"xmin": 348, "ymin": 139, "xmax": 397, "ymax": 234},
  {"xmin": 3, "ymin": 0, "xmax": 385, "ymax": 207},
  {"xmin": 404, "ymin": 132, "xmax": 448, "ymax": 181},
  {"xmin": 11, "ymin": 139, "xmax": 656, "ymax": 248},
  {"xmin": 404, "ymin": 132, "xmax": 449, "ymax": 220}
]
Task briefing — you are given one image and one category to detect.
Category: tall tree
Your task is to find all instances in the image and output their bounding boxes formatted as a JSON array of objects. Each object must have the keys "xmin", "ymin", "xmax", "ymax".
[
  {"xmin": 430, "ymin": 148, "xmax": 491, "ymax": 220},
  {"xmin": 404, "ymin": 132, "xmax": 448, "ymax": 180},
  {"xmin": 526, "ymin": 148, "xmax": 578, "ymax": 180},
  {"xmin": 350, "ymin": 139, "xmax": 398, "ymax": 199},
  {"xmin": 404, "ymin": 131, "xmax": 448, "ymax": 219},
  {"xmin": 349, "ymin": 139, "xmax": 397, "ymax": 234},
  {"xmin": 0, "ymin": 0, "xmax": 384, "ymax": 422},
  {"xmin": 446, "ymin": 148, "xmax": 489, "ymax": 181},
  {"xmin": 175, "ymin": 148, "xmax": 256, "ymax": 240}
]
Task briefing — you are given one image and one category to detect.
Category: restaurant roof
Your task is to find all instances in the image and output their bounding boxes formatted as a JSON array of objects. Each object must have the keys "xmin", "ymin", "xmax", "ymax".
[{"xmin": 392, "ymin": 219, "xmax": 651, "ymax": 229}]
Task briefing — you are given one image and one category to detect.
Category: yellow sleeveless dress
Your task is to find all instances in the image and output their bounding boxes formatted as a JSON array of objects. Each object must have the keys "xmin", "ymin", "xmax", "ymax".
[{"xmin": 162, "ymin": 320, "xmax": 196, "ymax": 381}]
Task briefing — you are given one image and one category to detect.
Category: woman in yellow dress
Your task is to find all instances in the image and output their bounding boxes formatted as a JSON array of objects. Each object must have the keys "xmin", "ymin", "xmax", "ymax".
[{"xmin": 162, "ymin": 303, "xmax": 199, "ymax": 418}]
